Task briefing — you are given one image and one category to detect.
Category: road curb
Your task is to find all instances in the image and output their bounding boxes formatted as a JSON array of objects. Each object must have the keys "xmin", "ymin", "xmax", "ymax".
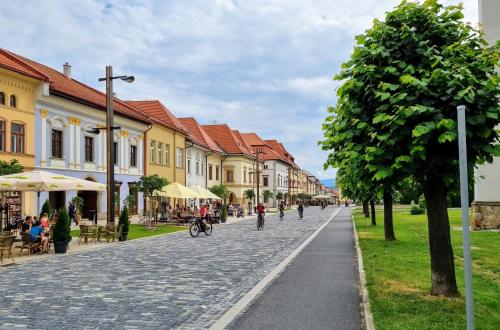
[
  {"xmin": 209, "ymin": 207, "xmax": 342, "ymax": 330},
  {"xmin": 352, "ymin": 208, "xmax": 375, "ymax": 330}
]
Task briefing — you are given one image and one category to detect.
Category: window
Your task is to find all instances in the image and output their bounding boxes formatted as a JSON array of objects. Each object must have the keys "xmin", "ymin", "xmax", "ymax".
[
  {"xmin": 176, "ymin": 147, "xmax": 183, "ymax": 168},
  {"xmin": 263, "ymin": 164, "xmax": 268, "ymax": 170},
  {"xmin": 215, "ymin": 165, "xmax": 220, "ymax": 180},
  {"xmin": 157, "ymin": 143, "xmax": 163, "ymax": 164},
  {"xmin": 187, "ymin": 159, "xmax": 191, "ymax": 174},
  {"xmin": 227, "ymin": 170, "xmax": 234, "ymax": 182},
  {"xmin": 9, "ymin": 95, "xmax": 16, "ymax": 108},
  {"xmin": 201, "ymin": 162, "xmax": 205, "ymax": 175},
  {"xmin": 0, "ymin": 92, "xmax": 4, "ymax": 105},
  {"xmin": 263, "ymin": 176, "xmax": 269, "ymax": 187},
  {"xmin": 130, "ymin": 145, "xmax": 137, "ymax": 167},
  {"xmin": 11, "ymin": 123, "xmax": 24, "ymax": 153},
  {"xmin": 196, "ymin": 161, "xmax": 199, "ymax": 175},
  {"xmin": 150, "ymin": 141, "xmax": 155, "ymax": 163},
  {"xmin": 51, "ymin": 129, "xmax": 62, "ymax": 158},
  {"xmin": 0, "ymin": 121, "xmax": 4, "ymax": 151},
  {"xmin": 84, "ymin": 136, "xmax": 94, "ymax": 162},
  {"xmin": 113, "ymin": 141, "xmax": 118, "ymax": 165},
  {"xmin": 209, "ymin": 164, "xmax": 213, "ymax": 180},
  {"xmin": 165, "ymin": 144, "xmax": 170, "ymax": 165},
  {"xmin": 243, "ymin": 170, "xmax": 247, "ymax": 183}
]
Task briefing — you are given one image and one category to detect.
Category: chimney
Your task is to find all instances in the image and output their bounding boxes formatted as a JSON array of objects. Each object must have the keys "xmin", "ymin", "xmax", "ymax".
[{"xmin": 63, "ymin": 62, "xmax": 71, "ymax": 78}]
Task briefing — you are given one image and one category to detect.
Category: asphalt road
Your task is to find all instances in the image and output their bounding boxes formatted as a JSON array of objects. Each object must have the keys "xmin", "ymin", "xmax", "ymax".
[{"xmin": 231, "ymin": 207, "xmax": 361, "ymax": 330}]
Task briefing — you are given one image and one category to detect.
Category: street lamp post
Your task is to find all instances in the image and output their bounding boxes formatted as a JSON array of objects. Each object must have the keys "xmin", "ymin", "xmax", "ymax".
[
  {"xmin": 89, "ymin": 66, "xmax": 134, "ymax": 224},
  {"xmin": 253, "ymin": 148, "xmax": 264, "ymax": 206}
]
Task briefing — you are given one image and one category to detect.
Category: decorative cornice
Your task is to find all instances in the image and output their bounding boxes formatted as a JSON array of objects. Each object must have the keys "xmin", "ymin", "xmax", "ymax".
[
  {"xmin": 40, "ymin": 109, "xmax": 48, "ymax": 118},
  {"xmin": 120, "ymin": 130, "xmax": 129, "ymax": 137}
]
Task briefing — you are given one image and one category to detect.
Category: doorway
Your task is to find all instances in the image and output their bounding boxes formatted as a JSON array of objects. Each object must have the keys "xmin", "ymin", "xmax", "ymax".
[
  {"xmin": 77, "ymin": 177, "xmax": 98, "ymax": 220},
  {"xmin": 49, "ymin": 191, "xmax": 66, "ymax": 212}
]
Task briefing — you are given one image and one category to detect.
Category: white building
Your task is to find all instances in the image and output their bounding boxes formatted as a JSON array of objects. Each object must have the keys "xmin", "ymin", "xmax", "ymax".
[
  {"xmin": 473, "ymin": 0, "xmax": 500, "ymax": 228},
  {"xmin": 241, "ymin": 134, "xmax": 290, "ymax": 207}
]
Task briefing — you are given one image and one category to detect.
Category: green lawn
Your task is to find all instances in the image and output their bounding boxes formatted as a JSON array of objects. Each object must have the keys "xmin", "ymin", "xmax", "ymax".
[
  {"xmin": 354, "ymin": 206, "xmax": 499, "ymax": 329},
  {"xmin": 71, "ymin": 224, "xmax": 187, "ymax": 240}
]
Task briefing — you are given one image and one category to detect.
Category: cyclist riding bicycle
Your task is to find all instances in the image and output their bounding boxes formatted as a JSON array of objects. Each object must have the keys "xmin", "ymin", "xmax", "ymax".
[
  {"xmin": 297, "ymin": 202, "xmax": 304, "ymax": 219},
  {"xmin": 257, "ymin": 203, "xmax": 265, "ymax": 229},
  {"xmin": 279, "ymin": 202, "xmax": 285, "ymax": 219}
]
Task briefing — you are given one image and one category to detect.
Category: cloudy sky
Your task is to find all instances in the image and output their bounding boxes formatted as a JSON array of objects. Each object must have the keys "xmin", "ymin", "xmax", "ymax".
[{"xmin": 0, "ymin": 0, "xmax": 478, "ymax": 179}]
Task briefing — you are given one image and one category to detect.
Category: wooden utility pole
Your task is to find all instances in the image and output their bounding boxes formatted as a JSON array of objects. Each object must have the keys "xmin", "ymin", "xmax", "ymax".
[{"xmin": 254, "ymin": 148, "xmax": 264, "ymax": 205}]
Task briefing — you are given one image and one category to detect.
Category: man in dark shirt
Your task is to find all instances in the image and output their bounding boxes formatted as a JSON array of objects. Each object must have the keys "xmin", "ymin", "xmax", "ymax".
[{"xmin": 21, "ymin": 216, "xmax": 33, "ymax": 233}]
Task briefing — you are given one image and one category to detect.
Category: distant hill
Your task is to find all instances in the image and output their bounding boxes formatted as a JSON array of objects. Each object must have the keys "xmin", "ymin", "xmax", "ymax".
[{"xmin": 320, "ymin": 178, "xmax": 336, "ymax": 189}]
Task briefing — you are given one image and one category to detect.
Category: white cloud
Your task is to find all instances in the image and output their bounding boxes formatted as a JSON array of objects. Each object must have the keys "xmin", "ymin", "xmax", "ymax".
[{"xmin": 0, "ymin": 0, "xmax": 479, "ymax": 181}]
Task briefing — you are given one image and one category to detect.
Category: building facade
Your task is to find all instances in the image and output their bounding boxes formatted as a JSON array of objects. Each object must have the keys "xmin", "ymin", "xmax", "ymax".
[
  {"xmin": 473, "ymin": 0, "xmax": 500, "ymax": 228},
  {"xmin": 126, "ymin": 101, "xmax": 187, "ymax": 186},
  {"xmin": 203, "ymin": 125, "xmax": 256, "ymax": 209},
  {"xmin": 14, "ymin": 55, "xmax": 151, "ymax": 219},
  {"xmin": 0, "ymin": 50, "xmax": 49, "ymax": 216}
]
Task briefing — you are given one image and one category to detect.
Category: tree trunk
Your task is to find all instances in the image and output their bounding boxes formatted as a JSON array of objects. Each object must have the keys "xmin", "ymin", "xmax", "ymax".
[
  {"xmin": 362, "ymin": 200, "xmax": 369, "ymax": 218},
  {"xmin": 423, "ymin": 175, "xmax": 458, "ymax": 296},
  {"xmin": 383, "ymin": 187, "xmax": 396, "ymax": 240},
  {"xmin": 370, "ymin": 199, "xmax": 376, "ymax": 225}
]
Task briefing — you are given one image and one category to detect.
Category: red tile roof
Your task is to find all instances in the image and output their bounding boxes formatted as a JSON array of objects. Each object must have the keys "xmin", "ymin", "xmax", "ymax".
[
  {"xmin": 1, "ymin": 49, "xmax": 149, "ymax": 123},
  {"xmin": 241, "ymin": 133, "xmax": 282, "ymax": 161},
  {"xmin": 202, "ymin": 124, "xmax": 254, "ymax": 157},
  {"xmin": 0, "ymin": 49, "xmax": 49, "ymax": 81},
  {"xmin": 126, "ymin": 100, "xmax": 187, "ymax": 134},
  {"xmin": 178, "ymin": 117, "xmax": 224, "ymax": 154},
  {"xmin": 265, "ymin": 139, "xmax": 298, "ymax": 167}
]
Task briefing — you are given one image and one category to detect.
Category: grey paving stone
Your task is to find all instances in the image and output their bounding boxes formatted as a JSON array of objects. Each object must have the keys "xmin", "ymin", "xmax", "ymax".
[{"xmin": 0, "ymin": 206, "xmax": 338, "ymax": 329}]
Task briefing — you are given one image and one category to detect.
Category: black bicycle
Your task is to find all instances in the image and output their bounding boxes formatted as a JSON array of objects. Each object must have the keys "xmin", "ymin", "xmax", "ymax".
[
  {"xmin": 257, "ymin": 213, "xmax": 265, "ymax": 230},
  {"xmin": 298, "ymin": 210, "xmax": 303, "ymax": 220},
  {"xmin": 279, "ymin": 209, "xmax": 284, "ymax": 220},
  {"xmin": 190, "ymin": 219, "xmax": 213, "ymax": 237}
]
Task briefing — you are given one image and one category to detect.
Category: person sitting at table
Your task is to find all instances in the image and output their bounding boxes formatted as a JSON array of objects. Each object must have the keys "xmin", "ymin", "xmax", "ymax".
[
  {"xmin": 40, "ymin": 213, "xmax": 50, "ymax": 230},
  {"xmin": 29, "ymin": 221, "xmax": 48, "ymax": 253},
  {"xmin": 21, "ymin": 216, "xmax": 33, "ymax": 233},
  {"xmin": 228, "ymin": 204, "xmax": 234, "ymax": 216}
]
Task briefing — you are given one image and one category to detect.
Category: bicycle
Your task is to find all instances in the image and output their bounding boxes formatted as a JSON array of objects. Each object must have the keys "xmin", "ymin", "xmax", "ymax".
[
  {"xmin": 257, "ymin": 213, "xmax": 265, "ymax": 230},
  {"xmin": 298, "ymin": 210, "xmax": 303, "ymax": 220},
  {"xmin": 190, "ymin": 218, "xmax": 213, "ymax": 237},
  {"xmin": 279, "ymin": 209, "xmax": 284, "ymax": 220}
]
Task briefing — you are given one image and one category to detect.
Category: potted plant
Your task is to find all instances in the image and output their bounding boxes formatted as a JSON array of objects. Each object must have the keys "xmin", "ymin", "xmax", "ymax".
[
  {"xmin": 71, "ymin": 196, "xmax": 84, "ymax": 223},
  {"xmin": 220, "ymin": 204, "xmax": 228, "ymax": 223},
  {"xmin": 53, "ymin": 207, "xmax": 72, "ymax": 253},
  {"xmin": 40, "ymin": 199, "xmax": 52, "ymax": 219},
  {"xmin": 119, "ymin": 205, "xmax": 130, "ymax": 241}
]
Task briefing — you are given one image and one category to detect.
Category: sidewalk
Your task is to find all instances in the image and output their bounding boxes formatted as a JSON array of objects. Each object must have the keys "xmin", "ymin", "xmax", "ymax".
[{"xmin": 230, "ymin": 207, "xmax": 361, "ymax": 329}]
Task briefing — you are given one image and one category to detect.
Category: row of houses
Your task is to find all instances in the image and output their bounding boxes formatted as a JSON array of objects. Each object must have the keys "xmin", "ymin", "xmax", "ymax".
[{"xmin": 0, "ymin": 48, "xmax": 334, "ymax": 219}]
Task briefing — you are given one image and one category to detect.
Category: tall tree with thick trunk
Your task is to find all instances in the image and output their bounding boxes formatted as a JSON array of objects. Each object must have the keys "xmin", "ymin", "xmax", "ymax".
[
  {"xmin": 383, "ymin": 187, "xmax": 395, "ymax": 240},
  {"xmin": 362, "ymin": 200, "xmax": 369, "ymax": 218},
  {"xmin": 321, "ymin": 1, "xmax": 499, "ymax": 296},
  {"xmin": 370, "ymin": 199, "xmax": 376, "ymax": 225}
]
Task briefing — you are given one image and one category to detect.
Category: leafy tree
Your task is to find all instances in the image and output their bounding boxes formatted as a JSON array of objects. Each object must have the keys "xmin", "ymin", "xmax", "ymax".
[
  {"xmin": 262, "ymin": 190, "xmax": 273, "ymax": 203},
  {"xmin": 322, "ymin": 1, "xmax": 499, "ymax": 296},
  {"xmin": 0, "ymin": 159, "xmax": 23, "ymax": 176},
  {"xmin": 210, "ymin": 185, "xmax": 230, "ymax": 202},
  {"xmin": 276, "ymin": 191, "xmax": 284, "ymax": 204},
  {"xmin": 137, "ymin": 175, "xmax": 168, "ymax": 228},
  {"xmin": 243, "ymin": 189, "xmax": 255, "ymax": 202}
]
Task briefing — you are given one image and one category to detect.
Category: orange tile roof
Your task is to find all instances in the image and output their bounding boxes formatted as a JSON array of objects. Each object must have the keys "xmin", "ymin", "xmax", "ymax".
[
  {"xmin": 241, "ymin": 133, "xmax": 282, "ymax": 161},
  {"xmin": 202, "ymin": 124, "xmax": 254, "ymax": 157},
  {"xmin": 265, "ymin": 139, "xmax": 297, "ymax": 167},
  {"xmin": 1, "ymin": 49, "xmax": 149, "ymax": 123},
  {"xmin": 0, "ymin": 49, "xmax": 49, "ymax": 81},
  {"xmin": 125, "ymin": 100, "xmax": 187, "ymax": 134},
  {"xmin": 178, "ymin": 117, "xmax": 224, "ymax": 154}
]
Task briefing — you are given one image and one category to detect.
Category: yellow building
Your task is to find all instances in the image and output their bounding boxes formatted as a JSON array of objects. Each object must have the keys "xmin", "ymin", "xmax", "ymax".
[
  {"xmin": 203, "ymin": 125, "xmax": 256, "ymax": 207},
  {"xmin": 0, "ymin": 50, "xmax": 48, "ymax": 216},
  {"xmin": 126, "ymin": 101, "xmax": 187, "ymax": 185}
]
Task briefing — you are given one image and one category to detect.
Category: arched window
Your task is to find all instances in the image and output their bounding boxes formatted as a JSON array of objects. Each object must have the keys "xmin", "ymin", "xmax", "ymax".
[
  {"xmin": 9, "ymin": 95, "xmax": 16, "ymax": 108},
  {"xmin": 0, "ymin": 92, "xmax": 4, "ymax": 105}
]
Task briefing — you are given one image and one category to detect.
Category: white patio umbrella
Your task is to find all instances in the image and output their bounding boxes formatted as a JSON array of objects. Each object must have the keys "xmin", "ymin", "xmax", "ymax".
[
  {"xmin": 153, "ymin": 182, "xmax": 199, "ymax": 199},
  {"xmin": 189, "ymin": 185, "xmax": 222, "ymax": 200},
  {"xmin": 0, "ymin": 170, "xmax": 106, "ymax": 215}
]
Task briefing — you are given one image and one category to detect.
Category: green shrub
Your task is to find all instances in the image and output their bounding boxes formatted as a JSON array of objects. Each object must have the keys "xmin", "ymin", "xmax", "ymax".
[
  {"xmin": 221, "ymin": 204, "xmax": 228, "ymax": 221},
  {"xmin": 410, "ymin": 205, "xmax": 425, "ymax": 215},
  {"xmin": 40, "ymin": 199, "xmax": 52, "ymax": 218},
  {"xmin": 119, "ymin": 206, "xmax": 130, "ymax": 233},
  {"xmin": 53, "ymin": 207, "xmax": 72, "ymax": 242}
]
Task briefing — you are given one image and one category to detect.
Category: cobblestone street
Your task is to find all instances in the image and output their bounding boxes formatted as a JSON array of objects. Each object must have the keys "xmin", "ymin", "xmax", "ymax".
[{"xmin": 0, "ymin": 206, "xmax": 339, "ymax": 329}]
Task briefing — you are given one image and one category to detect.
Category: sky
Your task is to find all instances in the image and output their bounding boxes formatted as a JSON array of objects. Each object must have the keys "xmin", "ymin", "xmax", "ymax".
[{"xmin": 0, "ymin": 0, "xmax": 478, "ymax": 180}]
